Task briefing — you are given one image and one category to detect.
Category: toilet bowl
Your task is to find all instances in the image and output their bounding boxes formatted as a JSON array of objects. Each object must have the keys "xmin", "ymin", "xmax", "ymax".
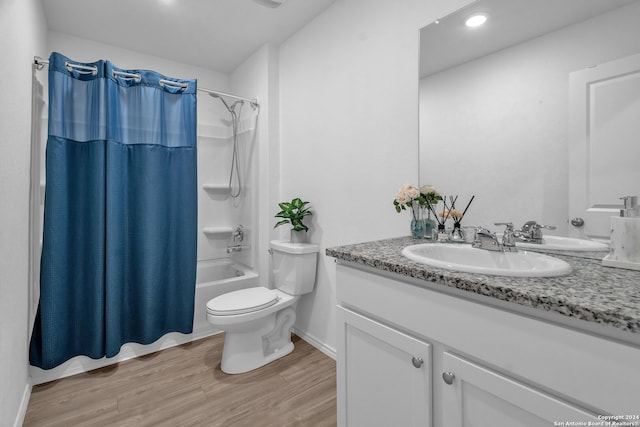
[{"xmin": 206, "ymin": 240, "xmax": 318, "ymax": 374}]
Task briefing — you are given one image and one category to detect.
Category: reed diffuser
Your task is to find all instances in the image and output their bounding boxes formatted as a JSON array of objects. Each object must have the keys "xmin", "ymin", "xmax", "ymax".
[
  {"xmin": 450, "ymin": 195, "xmax": 475, "ymax": 242},
  {"xmin": 425, "ymin": 195, "xmax": 475, "ymax": 242},
  {"xmin": 425, "ymin": 197, "xmax": 448, "ymax": 241}
]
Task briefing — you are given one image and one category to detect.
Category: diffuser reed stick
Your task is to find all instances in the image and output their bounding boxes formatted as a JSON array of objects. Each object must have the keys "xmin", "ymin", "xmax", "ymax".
[{"xmin": 457, "ymin": 195, "xmax": 475, "ymax": 223}]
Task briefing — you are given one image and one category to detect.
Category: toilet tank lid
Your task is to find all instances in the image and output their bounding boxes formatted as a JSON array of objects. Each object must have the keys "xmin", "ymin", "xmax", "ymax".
[{"xmin": 270, "ymin": 240, "xmax": 319, "ymax": 254}]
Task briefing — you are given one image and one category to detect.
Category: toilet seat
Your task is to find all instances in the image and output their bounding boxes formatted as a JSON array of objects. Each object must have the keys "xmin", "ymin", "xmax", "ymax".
[{"xmin": 206, "ymin": 287, "xmax": 278, "ymax": 316}]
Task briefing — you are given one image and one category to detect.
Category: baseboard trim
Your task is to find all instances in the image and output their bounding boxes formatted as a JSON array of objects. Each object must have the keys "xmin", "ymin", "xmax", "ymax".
[
  {"xmin": 293, "ymin": 327, "xmax": 336, "ymax": 360},
  {"xmin": 14, "ymin": 378, "xmax": 32, "ymax": 427}
]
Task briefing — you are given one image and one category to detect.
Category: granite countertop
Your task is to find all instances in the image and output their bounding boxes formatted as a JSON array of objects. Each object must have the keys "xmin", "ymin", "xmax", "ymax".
[{"xmin": 326, "ymin": 236, "xmax": 640, "ymax": 339}]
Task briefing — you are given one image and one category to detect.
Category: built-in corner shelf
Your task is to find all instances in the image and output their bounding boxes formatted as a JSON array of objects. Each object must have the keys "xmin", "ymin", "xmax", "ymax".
[
  {"xmin": 202, "ymin": 184, "xmax": 230, "ymax": 195},
  {"xmin": 203, "ymin": 227, "xmax": 233, "ymax": 238}
]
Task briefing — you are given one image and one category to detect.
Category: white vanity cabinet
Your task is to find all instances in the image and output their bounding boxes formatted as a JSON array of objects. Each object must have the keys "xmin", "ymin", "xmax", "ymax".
[
  {"xmin": 335, "ymin": 263, "xmax": 640, "ymax": 427},
  {"xmin": 337, "ymin": 306, "xmax": 432, "ymax": 427}
]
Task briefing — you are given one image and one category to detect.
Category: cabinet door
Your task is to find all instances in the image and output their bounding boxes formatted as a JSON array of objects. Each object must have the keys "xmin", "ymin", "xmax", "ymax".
[
  {"xmin": 441, "ymin": 352, "xmax": 598, "ymax": 427},
  {"xmin": 337, "ymin": 307, "xmax": 432, "ymax": 427}
]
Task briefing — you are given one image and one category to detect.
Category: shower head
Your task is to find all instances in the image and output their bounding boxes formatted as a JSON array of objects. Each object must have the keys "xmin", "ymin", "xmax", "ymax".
[{"xmin": 212, "ymin": 93, "xmax": 244, "ymax": 115}]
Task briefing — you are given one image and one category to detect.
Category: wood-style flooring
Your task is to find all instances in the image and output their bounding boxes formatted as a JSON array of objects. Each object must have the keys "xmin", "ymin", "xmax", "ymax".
[{"xmin": 23, "ymin": 334, "xmax": 337, "ymax": 427}]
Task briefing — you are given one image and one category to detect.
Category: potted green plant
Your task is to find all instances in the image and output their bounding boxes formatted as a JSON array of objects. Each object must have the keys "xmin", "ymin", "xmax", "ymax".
[{"xmin": 274, "ymin": 197, "xmax": 313, "ymax": 243}]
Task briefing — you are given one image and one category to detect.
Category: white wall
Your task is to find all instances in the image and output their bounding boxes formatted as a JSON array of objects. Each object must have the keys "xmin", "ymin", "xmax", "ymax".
[
  {"xmin": 0, "ymin": 0, "xmax": 47, "ymax": 424},
  {"xmin": 420, "ymin": 2, "xmax": 640, "ymax": 235},
  {"xmin": 278, "ymin": 0, "xmax": 472, "ymax": 354}
]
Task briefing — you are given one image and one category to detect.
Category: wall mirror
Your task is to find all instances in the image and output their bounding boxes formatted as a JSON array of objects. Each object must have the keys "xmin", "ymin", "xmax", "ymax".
[{"xmin": 419, "ymin": 0, "xmax": 640, "ymax": 240}]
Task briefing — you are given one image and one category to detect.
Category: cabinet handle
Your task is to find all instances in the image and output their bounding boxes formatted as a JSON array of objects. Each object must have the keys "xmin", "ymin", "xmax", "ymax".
[
  {"xmin": 442, "ymin": 371, "xmax": 455, "ymax": 385},
  {"xmin": 411, "ymin": 357, "xmax": 424, "ymax": 368}
]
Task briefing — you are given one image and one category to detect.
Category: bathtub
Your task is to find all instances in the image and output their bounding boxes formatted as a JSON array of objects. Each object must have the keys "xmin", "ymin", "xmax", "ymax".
[{"xmin": 193, "ymin": 258, "xmax": 260, "ymax": 337}]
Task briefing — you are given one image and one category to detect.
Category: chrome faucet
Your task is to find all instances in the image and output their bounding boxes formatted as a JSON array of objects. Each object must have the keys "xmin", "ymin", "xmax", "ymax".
[
  {"xmin": 472, "ymin": 224, "xmax": 519, "ymax": 252},
  {"xmin": 227, "ymin": 245, "xmax": 249, "ymax": 253},
  {"xmin": 472, "ymin": 227, "xmax": 503, "ymax": 251}
]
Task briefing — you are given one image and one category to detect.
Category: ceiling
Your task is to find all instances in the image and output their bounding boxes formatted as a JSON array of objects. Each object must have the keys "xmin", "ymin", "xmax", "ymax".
[
  {"xmin": 42, "ymin": 0, "xmax": 336, "ymax": 73},
  {"xmin": 420, "ymin": 0, "xmax": 638, "ymax": 78}
]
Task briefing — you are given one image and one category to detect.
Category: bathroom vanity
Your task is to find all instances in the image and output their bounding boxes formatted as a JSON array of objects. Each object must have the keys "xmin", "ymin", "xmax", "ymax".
[{"xmin": 327, "ymin": 237, "xmax": 640, "ymax": 427}]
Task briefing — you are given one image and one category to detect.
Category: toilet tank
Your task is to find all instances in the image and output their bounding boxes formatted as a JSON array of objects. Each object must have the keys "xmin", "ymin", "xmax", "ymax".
[{"xmin": 270, "ymin": 240, "xmax": 318, "ymax": 295}]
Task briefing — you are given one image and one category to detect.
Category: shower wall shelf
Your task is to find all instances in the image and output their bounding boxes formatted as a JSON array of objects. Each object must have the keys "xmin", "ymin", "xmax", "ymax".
[
  {"xmin": 203, "ymin": 227, "xmax": 234, "ymax": 238},
  {"xmin": 202, "ymin": 184, "xmax": 230, "ymax": 194}
]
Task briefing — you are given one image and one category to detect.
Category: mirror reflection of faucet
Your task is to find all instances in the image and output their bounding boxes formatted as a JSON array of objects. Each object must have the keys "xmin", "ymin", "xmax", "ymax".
[
  {"xmin": 513, "ymin": 220, "xmax": 556, "ymax": 244},
  {"xmin": 473, "ymin": 220, "xmax": 556, "ymax": 252}
]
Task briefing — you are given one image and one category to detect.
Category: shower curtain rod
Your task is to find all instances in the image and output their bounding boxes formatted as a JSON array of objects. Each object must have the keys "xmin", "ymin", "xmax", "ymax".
[{"xmin": 33, "ymin": 56, "xmax": 260, "ymax": 108}]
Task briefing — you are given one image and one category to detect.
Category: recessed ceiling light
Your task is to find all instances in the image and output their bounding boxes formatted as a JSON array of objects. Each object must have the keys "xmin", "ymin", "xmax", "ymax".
[{"xmin": 465, "ymin": 13, "xmax": 488, "ymax": 28}]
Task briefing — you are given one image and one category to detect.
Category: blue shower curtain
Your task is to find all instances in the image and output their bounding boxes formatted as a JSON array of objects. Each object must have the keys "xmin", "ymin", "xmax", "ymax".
[{"xmin": 30, "ymin": 52, "xmax": 198, "ymax": 370}]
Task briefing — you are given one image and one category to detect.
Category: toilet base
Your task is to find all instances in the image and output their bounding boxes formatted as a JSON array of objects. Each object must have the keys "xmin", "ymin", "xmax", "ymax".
[{"xmin": 220, "ymin": 306, "xmax": 297, "ymax": 374}]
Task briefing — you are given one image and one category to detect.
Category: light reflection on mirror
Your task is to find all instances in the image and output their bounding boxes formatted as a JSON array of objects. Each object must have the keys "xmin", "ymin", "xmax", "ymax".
[{"xmin": 418, "ymin": 0, "xmax": 640, "ymax": 238}]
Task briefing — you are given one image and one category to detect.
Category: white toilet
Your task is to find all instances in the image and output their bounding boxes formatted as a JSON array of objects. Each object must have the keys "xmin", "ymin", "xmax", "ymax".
[{"xmin": 206, "ymin": 240, "xmax": 318, "ymax": 374}]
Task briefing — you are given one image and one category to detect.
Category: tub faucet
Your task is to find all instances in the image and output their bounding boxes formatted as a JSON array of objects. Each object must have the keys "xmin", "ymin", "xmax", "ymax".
[
  {"xmin": 227, "ymin": 225, "xmax": 249, "ymax": 253},
  {"xmin": 227, "ymin": 245, "xmax": 250, "ymax": 253}
]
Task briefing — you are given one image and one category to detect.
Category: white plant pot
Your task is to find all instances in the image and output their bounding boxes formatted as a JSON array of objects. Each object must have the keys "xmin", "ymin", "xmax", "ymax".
[{"xmin": 290, "ymin": 229, "xmax": 308, "ymax": 243}]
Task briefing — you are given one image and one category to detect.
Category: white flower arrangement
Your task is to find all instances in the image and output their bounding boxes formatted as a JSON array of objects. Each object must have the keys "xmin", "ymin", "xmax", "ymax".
[{"xmin": 394, "ymin": 184, "xmax": 443, "ymax": 220}]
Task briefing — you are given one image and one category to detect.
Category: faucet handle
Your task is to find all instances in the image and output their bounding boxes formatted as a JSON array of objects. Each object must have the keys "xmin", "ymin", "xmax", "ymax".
[
  {"xmin": 521, "ymin": 220, "xmax": 555, "ymax": 231},
  {"xmin": 533, "ymin": 223, "xmax": 556, "ymax": 230}
]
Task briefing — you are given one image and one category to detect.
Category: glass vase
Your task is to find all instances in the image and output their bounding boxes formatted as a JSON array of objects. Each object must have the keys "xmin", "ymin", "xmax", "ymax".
[
  {"xmin": 422, "ymin": 208, "xmax": 436, "ymax": 239},
  {"xmin": 410, "ymin": 218, "xmax": 425, "ymax": 239},
  {"xmin": 410, "ymin": 204, "xmax": 424, "ymax": 239}
]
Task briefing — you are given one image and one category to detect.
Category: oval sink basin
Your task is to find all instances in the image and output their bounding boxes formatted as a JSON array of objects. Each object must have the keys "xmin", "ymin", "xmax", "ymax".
[
  {"xmin": 402, "ymin": 244, "xmax": 572, "ymax": 277},
  {"xmin": 514, "ymin": 235, "xmax": 609, "ymax": 252}
]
